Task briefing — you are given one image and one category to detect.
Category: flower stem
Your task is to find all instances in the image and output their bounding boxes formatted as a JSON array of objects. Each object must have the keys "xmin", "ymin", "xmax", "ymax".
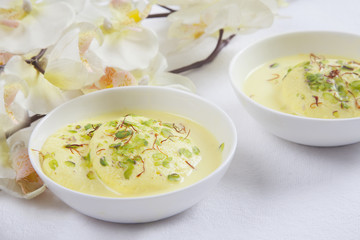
[
  {"xmin": 170, "ymin": 29, "xmax": 235, "ymax": 74},
  {"xmin": 147, "ymin": 5, "xmax": 176, "ymax": 18},
  {"xmin": 25, "ymin": 48, "xmax": 47, "ymax": 74}
]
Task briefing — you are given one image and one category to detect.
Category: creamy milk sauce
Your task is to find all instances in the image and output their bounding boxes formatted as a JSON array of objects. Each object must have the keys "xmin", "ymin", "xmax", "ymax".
[
  {"xmin": 243, "ymin": 54, "xmax": 360, "ymax": 119},
  {"xmin": 40, "ymin": 110, "xmax": 222, "ymax": 197}
]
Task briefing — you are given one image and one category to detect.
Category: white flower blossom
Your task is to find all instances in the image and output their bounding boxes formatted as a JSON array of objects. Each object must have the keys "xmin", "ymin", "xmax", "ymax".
[
  {"xmin": 0, "ymin": 0, "xmax": 75, "ymax": 54},
  {"xmin": 132, "ymin": 53, "xmax": 196, "ymax": 92},
  {"xmin": 0, "ymin": 56, "xmax": 75, "ymax": 114},
  {"xmin": 77, "ymin": 0, "xmax": 158, "ymax": 71},
  {"xmin": 158, "ymin": 0, "xmax": 276, "ymax": 50}
]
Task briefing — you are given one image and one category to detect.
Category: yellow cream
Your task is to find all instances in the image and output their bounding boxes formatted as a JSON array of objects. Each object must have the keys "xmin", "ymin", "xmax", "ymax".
[
  {"xmin": 244, "ymin": 53, "xmax": 360, "ymax": 119},
  {"xmin": 40, "ymin": 110, "xmax": 222, "ymax": 197}
]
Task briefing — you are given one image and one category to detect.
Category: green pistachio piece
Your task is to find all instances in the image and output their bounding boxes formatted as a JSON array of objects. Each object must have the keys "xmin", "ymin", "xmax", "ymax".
[
  {"xmin": 110, "ymin": 142, "xmax": 122, "ymax": 149},
  {"xmin": 132, "ymin": 136, "xmax": 148, "ymax": 147},
  {"xmin": 87, "ymin": 171, "xmax": 96, "ymax": 180},
  {"xmin": 342, "ymin": 65, "xmax": 354, "ymax": 71},
  {"xmin": 161, "ymin": 128, "xmax": 173, "ymax": 138},
  {"xmin": 124, "ymin": 162, "xmax": 134, "ymax": 179},
  {"xmin": 65, "ymin": 161, "xmax": 75, "ymax": 167},
  {"xmin": 84, "ymin": 124, "xmax": 92, "ymax": 130},
  {"xmin": 141, "ymin": 119, "xmax": 156, "ymax": 127},
  {"xmin": 154, "ymin": 161, "xmax": 162, "ymax": 166},
  {"xmin": 100, "ymin": 156, "xmax": 108, "ymax": 166},
  {"xmin": 162, "ymin": 161, "xmax": 170, "ymax": 168},
  {"xmin": 49, "ymin": 159, "xmax": 58, "ymax": 170},
  {"xmin": 115, "ymin": 130, "xmax": 132, "ymax": 139},
  {"xmin": 68, "ymin": 130, "xmax": 77, "ymax": 133},
  {"xmin": 219, "ymin": 143, "xmax": 225, "ymax": 152},
  {"xmin": 269, "ymin": 63, "xmax": 279, "ymax": 68},
  {"xmin": 162, "ymin": 123, "xmax": 173, "ymax": 128},
  {"xmin": 82, "ymin": 153, "xmax": 92, "ymax": 168},
  {"xmin": 81, "ymin": 134, "xmax": 92, "ymax": 140},
  {"xmin": 192, "ymin": 146, "xmax": 200, "ymax": 155},
  {"xmin": 178, "ymin": 148, "xmax": 192, "ymax": 158},
  {"xmin": 162, "ymin": 157, "xmax": 172, "ymax": 168},
  {"xmin": 350, "ymin": 80, "xmax": 360, "ymax": 90},
  {"xmin": 337, "ymin": 85, "xmax": 348, "ymax": 99},
  {"xmin": 167, "ymin": 173, "xmax": 181, "ymax": 182},
  {"xmin": 152, "ymin": 152, "xmax": 166, "ymax": 161},
  {"xmin": 108, "ymin": 120, "xmax": 118, "ymax": 127},
  {"xmin": 322, "ymin": 92, "xmax": 338, "ymax": 104}
]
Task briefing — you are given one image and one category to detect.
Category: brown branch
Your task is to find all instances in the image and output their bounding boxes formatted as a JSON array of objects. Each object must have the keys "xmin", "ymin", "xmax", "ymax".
[
  {"xmin": 170, "ymin": 29, "xmax": 235, "ymax": 74},
  {"xmin": 147, "ymin": 5, "xmax": 176, "ymax": 18},
  {"xmin": 5, "ymin": 114, "xmax": 45, "ymax": 139},
  {"xmin": 25, "ymin": 49, "xmax": 47, "ymax": 74}
]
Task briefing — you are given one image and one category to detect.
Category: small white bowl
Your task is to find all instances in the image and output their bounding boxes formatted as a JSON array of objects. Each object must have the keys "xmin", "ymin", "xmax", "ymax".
[
  {"xmin": 229, "ymin": 31, "xmax": 360, "ymax": 147},
  {"xmin": 28, "ymin": 86, "xmax": 237, "ymax": 223}
]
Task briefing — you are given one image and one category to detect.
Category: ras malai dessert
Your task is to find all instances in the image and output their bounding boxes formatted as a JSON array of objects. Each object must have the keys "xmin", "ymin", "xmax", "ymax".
[
  {"xmin": 244, "ymin": 53, "xmax": 360, "ymax": 119},
  {"xmin": 38, "ymin": 111, "xmax": 222, "ymax": 197}
]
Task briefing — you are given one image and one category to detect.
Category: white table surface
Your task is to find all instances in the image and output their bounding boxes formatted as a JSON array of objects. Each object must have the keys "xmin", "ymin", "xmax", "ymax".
[{"xmin": 2, "ymin": 0, "xmax": 360, "ymax": 239}]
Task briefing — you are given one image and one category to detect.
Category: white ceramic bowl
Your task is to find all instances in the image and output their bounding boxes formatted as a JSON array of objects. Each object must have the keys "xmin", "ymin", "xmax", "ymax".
[
  {"xmin": 230, "ymin": 31, "xmax": 360, "ymax": 147},
  {"xmin": 28, "ymin": 86, "xmax": 237, "ymax": 223}
]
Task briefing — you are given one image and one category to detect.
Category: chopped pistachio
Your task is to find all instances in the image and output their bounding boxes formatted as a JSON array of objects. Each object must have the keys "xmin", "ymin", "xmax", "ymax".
[
  {"xmin": 152, "ymin": 152, "xmax": 166, "ymax": 161},
  {"xmin": 82, "ymin": 153, "xmax": 92, "ymax": 168},
  {"xmin": 84, "ymin": 124, "xmax": 92, "ymax": 130},
  {"xmin": 162, "ymin": 157, "xmax": 172, "ymax": 168},
  {"xmin": 219, "ymin": 143, "xmax": 225, "ymax": 152},
  {"xmin": 161, "ymin": 128, "xmax": 173, "ymax": 138},
  {"xmin": 49, "ymin": 159, "xmax": 58, "ymax": 170},
  {"xmin": 87, "ymin": 171, "xmax": 96, "ymax": 180},
  {"xmin": 65, "ymin": 161, "xmax": 75, "ymax": 167},
  {"xmin": 167, "ymin": 173, "xmax": 181, "ymax": 182},
  {"xmin": 192, "ymin": 146, "xmax": 200, "ymax": 155},
  {"xmin": 350, "ymin": 80, "xmax": 360, "ymax": 90},
  {"xmin": 162, "ymin": 123, "xmax": 173, "ymax": 128},
  {"xmin": 322, "ymin": 92, "xmax": 338, "ymax": 104},
  {"xmin": 269, "ymin": 63, "xmax": 279, "ymax": 68},
  {"xmin": 108, "ymin": 120, "xmax": 118, "ymax": 127},
  {"xmin": 110, "ymin": 142, "xmax": 122, "ymax": 149},
  {"xmin": 100, "ymin": 156, "xmax": 108, "ymax": 166},
  {"xmin": 178, "ymin": 148, "xmax": 192, "ymax": 158},
  {"xmin": 115, "ymin": 130, "xmax": 132, "ymax": 139},
  {"xmin": 141, "ymin": 119, "xmax": 156, "ymax": 127},
  {"xmin": 123, "ymin": 160, "xmax": 135, "ymax": 179},
  {"xmin": 81, "ymin": 134, "xmax": 92, "ymax": 140}
]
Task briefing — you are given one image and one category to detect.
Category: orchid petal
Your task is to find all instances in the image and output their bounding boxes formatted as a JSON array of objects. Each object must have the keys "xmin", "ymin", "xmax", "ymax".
[
  {"xmin": 45, "ymin": 59, "xmax": 103, "ymax": 90},
  {"xmin": 2, "ymin": 56, "xmax": 66, "ymax": 114},
  {"xmin": 93, "ymin": 27, "xmax": 158, "ymax": 70},
  {"xmin": 0, "ymin": 1, "xmax": 75, "ymax": 54},
  {"xmin": 0, "ymin": 127, "xmax": 46, "ymax": 199},
  {"xmin": 151, "ymin": 72, "xmax": 196, "ymax": 93}
]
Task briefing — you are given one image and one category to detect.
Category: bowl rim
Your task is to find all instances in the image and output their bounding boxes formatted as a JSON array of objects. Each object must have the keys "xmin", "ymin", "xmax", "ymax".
[
  {"xmin": 229, "ymin": 30, "xmax": 360, "ymax": 122},
  {"xmin": 29, "ymin": 86, "xmax": 238, "ymax": 201}
]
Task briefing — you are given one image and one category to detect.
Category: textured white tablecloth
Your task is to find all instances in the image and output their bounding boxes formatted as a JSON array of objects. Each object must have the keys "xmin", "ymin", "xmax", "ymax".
[{"xmin": 2, "ymin": 0, "xmax": 360, "ymax": 239}]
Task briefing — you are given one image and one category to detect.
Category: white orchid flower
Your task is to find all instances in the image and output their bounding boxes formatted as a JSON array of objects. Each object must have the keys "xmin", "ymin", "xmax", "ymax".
[
  {"xmin": 158, "ymin": 0, "xmax": 275, "ymax": 50},
  {"xmin": 77, "ymin": 0, "xmax": 159, "ymax": 71},
  {"xmin": 132, "ymin": 53, "xmax": 196, "ymax": 92},
  {"xmin": 0, "ymin": 56, "xmax": 75, "ymax": 114},
  {"xmin": 0, "ymin": 125, "xmax": 45, "ymax": 199},
  {"xmin": 0, "ymin": 0, "xmax": 75, "ymax": 54},
  {"xmin": 82, "ymin": 66, "xmax": 138, "ymax": 94},
  {"xmin": 0, "ymin": 80, "xmax": 28, "ymax": 134},
  {"xmin": 44, "ymin": 22, "xmax": 105, "ymax": 90}
]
